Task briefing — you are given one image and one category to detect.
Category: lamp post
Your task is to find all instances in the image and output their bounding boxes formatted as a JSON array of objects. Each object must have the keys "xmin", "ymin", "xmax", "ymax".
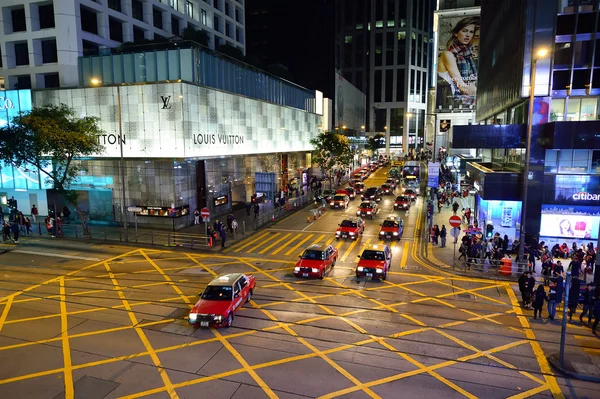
[
  {"xmin": 90, "ymin": 78, "xmax": 128, "ymax": 242},
  {"xmin": 518, "ymin": 48, "xmax": 549, "ymax": 262}
]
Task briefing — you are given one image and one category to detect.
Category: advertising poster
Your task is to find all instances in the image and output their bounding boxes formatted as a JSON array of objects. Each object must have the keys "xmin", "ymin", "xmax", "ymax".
[
  {"xmin": 540, "ymin": 204, "xmax": 600, "ymax": 241},
  {"xmin": 436, "ymin": 13, "xmax": 481, "ymax": 110}
]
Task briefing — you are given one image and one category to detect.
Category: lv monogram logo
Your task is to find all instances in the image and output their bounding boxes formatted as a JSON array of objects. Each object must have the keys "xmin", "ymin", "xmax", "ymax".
[{"xmin": 160, "ymin": 95, "xmax": 172, "ymax": 109}]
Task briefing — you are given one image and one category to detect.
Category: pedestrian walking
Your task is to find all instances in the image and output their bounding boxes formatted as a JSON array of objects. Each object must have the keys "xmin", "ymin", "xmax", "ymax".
[
  {"xmin": 440, "ymin": 225, "xmax": 447, "ymax": 248},
  {"xmin": 2, "ymin": 222, "xmax": 10, "ymax": 242},
  {"xmin": 62, "ymin": 206, "xmax": 71, "ymax": 223},
  {"xmin": 568, "ymin": 276, "xmax": 582, "ymax": 322},
  {"xmin": 245, "ymin": 202, "xmax": 252, "ymax": 217},
  {"xmin": 518, "ymin": 271, "xmax": 533, "ymax": 308},
  {"xmin": 227, "ymin": 213, "xmax": 234, "ymax": 234},
  {"xmin": 30, "ymin": 205, "xmax": 38, "ymax": 223},
  {"xmin": 232, "ymin": 218, "xmax": 238, "ymax": 239},
  {"xmin": 18, "ymin": 212, "xmax": 26, "ymax": 235},
  {"xmin": 193, "ymin": 208, "xmax": 200, "ymax": 225},
  {"xmin": 580, "ymin": 283, "xmax": 594, "ymax": 324},
  {"xmin": 254, "ymin": 203, "xmax": 260, "ymax": 219},
  {"xmin": 25, "ymin": 217, "xmax": 32, "ymax": 235},
  {"xmin": 532, "ymin": 284, "xmax": 548, "ymax": 319},
  {"xmin": 220, "ymin": 226, "xmax": 227, "ymax": 248},
  {"xmin": 10, "ymin": 220, "xmax": 20, "ymax": 243},
  {"xmin": 547, "ymin": 275, "xmax": 564, "ymax": 320}
]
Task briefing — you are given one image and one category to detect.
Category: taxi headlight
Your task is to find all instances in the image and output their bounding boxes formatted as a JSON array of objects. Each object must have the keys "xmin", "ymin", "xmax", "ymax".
[
  {"xmin": 393, "ymin": 232, "xmax": 398, "ymax": 236},
  {"xmin": 367, "ymin": 211, "xmax": 372, "ymax": 214},
  {"xmin": 189, "ymin": 313, "xmax": 198, "ymax": 321},
  {"xmin": 294, "ymin": 266, "xmax": 300, "ymax": 271},
  {"xmin": 330, "ymin": 202, "xmax": 334, "ymax": 205},
  {"xmin": 376, "ymin": 269, "xmax": 383, "ymax": 273},
  {"xmin": 336, "ymin": 231, "xmax": 340, "ymax": 236},
  {"xmin": 214, "ymin": 315, "xmax": 222, "ymax": 322},
  {"xmin": 357, "ymin": 266, "xmax": 364, "ymax": 272},
  {"xmin": 349, "ymin": 232, "xmax": 355, "ymax": 235},
  {"xmin": 311, "ymin": 268, "xmax": 319, "ymax": 273},
  {"xmin": 380, "ymin": 231, "xmax": 385, "ymax": 235},
  {"xmin": 356, "ymin": 211, "xmax": 361, "ymax": 215}
]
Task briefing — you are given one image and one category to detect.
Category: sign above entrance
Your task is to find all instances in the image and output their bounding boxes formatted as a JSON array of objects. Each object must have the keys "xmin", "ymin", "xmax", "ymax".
[{"xmin": 573, "ymin": 192, "xmax": 600, "ymax": 201}]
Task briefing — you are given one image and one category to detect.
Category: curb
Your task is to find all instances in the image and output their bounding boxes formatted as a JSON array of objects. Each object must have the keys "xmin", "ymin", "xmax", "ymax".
[{"xmin": 547, "ymin": 353, "xmax": 600, "ymax": 383}]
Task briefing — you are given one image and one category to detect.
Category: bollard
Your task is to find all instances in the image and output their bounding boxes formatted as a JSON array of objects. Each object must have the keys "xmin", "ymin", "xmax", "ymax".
[{"xmin": 307, "ymin": 216, "xmax": 311, "ymax": 223}]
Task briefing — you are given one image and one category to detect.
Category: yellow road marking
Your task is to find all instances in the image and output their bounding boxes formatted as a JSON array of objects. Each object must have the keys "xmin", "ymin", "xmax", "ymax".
[
  {"xmin": 184, "ymin": 254, "xmax": 219, "ymax": 276},
  {"xmin": 260, "ymin": 233, "xmax": 292, "ymax": 255},
  {"xmin": 401, "ymin": 313, "xmax": 427, "ymax": 327},
  {"xmin": 506, "ymin": 384, "xmax": 550, "ymax": 399},
  {"xmin": 232, "ymin": 231, "xmax": 271, "ymax": 253},
  {"xmin": 505, "ymin": 284, "xmax": 564, "ymax": 399},
  {"xmin": 271, "ymin": 233, "xmax": 301, "ymax": 255},
  {"xmin": 0, "ymin": 294, "xmax": 13, "ymax": 332},
  {"xmin": 335, "ymin": 239, "xmax": 344, "ymax": 249},
  {"xmin": 400, "ymin": 242, "xmax": 409, "ymax": 269},
  {"xmin": 298, "ymin": 337, "xmax": 381, "ymax": 399},
  {"xmin": 103, "ymin": 262, "xmax": 180, "ymax": 399},
  {"xmin": 248, "ymin": 232, "xmax": 280, "ymax": 253},
  {"xmin": 284, "ymin": 233, "xmax": 314, "ymax": 256},
  {"xmin": 340, "ymin": 238, "xmax": 360, "ymax": 262},
  {"xmin": 325, "ymin": 237, "xmax": 335, "ymax": 245},
  {"xmin": 354, "ymin": 238, "xmax": 372, "ymax": 263},
  {"xmin": 59, "ymin": 277, "xmax": 74, "ymax": 399}
]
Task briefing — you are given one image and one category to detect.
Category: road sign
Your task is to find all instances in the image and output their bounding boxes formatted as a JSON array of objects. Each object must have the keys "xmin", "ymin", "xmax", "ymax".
[
  {"xmin": 449, "ymin": 215, "xmax": 461, "ymax": 228},
  {"xmin": 200, "ymin": 207, "xmax": 210, "ymax": 218},
  {"xmin": 450, "ymin": 227, "xmax": 461, "ymax": 238},
  {"xmin": 127, "ymin": 207, "xmax": 142, "ymax": 212}
]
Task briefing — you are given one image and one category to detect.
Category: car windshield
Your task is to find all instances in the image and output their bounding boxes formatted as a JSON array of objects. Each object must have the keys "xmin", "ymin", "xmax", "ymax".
[
  {"xmin": 361, "ymin": 250, "xmax": 386, "ymax": 260},
  {"xmin": 405, "ymin": 190, "xmax": 414, "ymax": 194},
  {"xmin": 346, "ymin": 188, "xmax": 354, "ymax": 193},
  {"xmin": 334, "ymin": 195, "xmax": 345, "ymax": 201},
  {"xmin": 302, "ymin": 250, "xmax": 325, "ymax": 260},
  {"xmin": 201, "ymin": 285, "xmax": 233, "ymax": 301},
  {"xmin": 382, "ymin": 185, "xmax": 390, "ymax": 189},
  {"xmin": 365, "ymin": 189, "xmax": 377, "ymax": 194},
  {"xmin": 396, "ymin": 196, "xmax": 409, "ymax": 202},
  {"xmin": 359, "ymin": 202, "xmax": 373, "ymax": 209},
  {"xmin": 340, "ymin": 220, "xmax": 357, "ymax": 228},
  {"xmin": 382, "ymin": 220, "xmax": 398, "ymax": 227}
]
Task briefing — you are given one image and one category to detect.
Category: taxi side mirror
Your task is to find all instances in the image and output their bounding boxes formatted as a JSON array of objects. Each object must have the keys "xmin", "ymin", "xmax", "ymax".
[
  {"xmin": 357, "ymin": 255, "xmax": 361, "ymax": 259},
  {"xmin": 234, "ymin": 292, "xmax": 240, "ymax": 298},
  {"xmin": 298, "ymin": 255, "xmax": 301, "ymax": 258}
]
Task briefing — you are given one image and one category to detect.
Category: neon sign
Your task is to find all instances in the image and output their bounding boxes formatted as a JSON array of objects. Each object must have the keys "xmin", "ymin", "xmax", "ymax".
[
  {"xmin": 0, "ymin": 97, "xmax": 15, "ymax": 109},
  {"xmin": 572, "ymin": 192, "xmax": 600, "ymax": 201}
]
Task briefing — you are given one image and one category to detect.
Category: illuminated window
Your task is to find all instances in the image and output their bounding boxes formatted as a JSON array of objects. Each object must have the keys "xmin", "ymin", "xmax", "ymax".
[
  {"xmin": 387, "ymin": 20, "xmax": 395, "ymax": 27},
  {"xmin": 580, "ymin": 98, "xmax": 597, "ymax": 120},
  {"xmin": 356, "ymin": 23, "xmax": 363, "ymax": 30},
  {"xmin": 397, "ymin": 32, "xmax": 406, "ymax": 40},
  {"xmin": 345, "ymin": 35, "xmax": 352, "ymax": 43},
  {"xmin": 186, "ymin": 1, "xmax": 193, "ymax": 18},
  {"xmin": 376, "ymin": 20, "xmax": 383, "ymax": 28}
]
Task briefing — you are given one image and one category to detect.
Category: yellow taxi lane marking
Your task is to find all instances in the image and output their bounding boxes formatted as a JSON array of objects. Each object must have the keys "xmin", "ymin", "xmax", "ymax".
[
  {"xmin": 400, "ymin": 242, "xmax": 409, "ymax": 269},
  {"xmin": 259, "ymin": 233, "xmax": 292, "ymax": 255},
  {"xmin": 248, "ymin": 232, "xmax": 281, "ymax": 253},
  {"xmin": 59, "ymin": 277, "xmax": 74, "ymax": 399},
  {"xmin": 232, "ymin": 231, "xmax": 271, "ymax": 253},
  {"xmin": 284, "ymin": 233, "xmax": 314, "ymax": 256},
  {"xmin": 325, "ymin": 237, "xmax": 335, "ymax": 246},
  {"xmin": 0, "ymin": 294, "xmax": 14, "ymax": 332},
  {"xmin": 354, "ymin": 238, "xmax": 372, "ymax": 263},
  {"xmin": 335, "ymin": 239, "xmax": 345, "ymax": 250},
  {"xmin": 341, "ymin": 238, "xmax": 360, "ymax": 262}
]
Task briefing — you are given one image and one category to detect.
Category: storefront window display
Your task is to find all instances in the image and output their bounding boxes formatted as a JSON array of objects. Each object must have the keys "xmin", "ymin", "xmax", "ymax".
[
  {"xmin": 476, "ymin": 198, "xmax": 522, "ymax": 242},
  {"xmin": 539, "ymin": 204, "xmax": 600, "ymax": 249}
]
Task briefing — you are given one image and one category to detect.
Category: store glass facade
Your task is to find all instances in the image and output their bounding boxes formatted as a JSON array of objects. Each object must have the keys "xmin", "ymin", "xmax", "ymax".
[{"xmin": 476, "ymin": 198, "xmax": 522, "ymax": 242}]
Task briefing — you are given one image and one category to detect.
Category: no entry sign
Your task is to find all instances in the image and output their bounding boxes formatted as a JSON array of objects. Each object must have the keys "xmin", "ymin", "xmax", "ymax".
[
  {"xmin": 449, "ymin": 215, "xmax": 461, "ymax": 228},
  {"xmin": 200, "ymin": 207, "xmax": 210, "ymax": 218}
]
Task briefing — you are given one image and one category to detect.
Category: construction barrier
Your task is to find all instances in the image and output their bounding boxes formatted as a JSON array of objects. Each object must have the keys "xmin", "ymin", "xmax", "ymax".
[{"xmin": 499, "ymin": 258, "xmax": 512, "ymax": 276}]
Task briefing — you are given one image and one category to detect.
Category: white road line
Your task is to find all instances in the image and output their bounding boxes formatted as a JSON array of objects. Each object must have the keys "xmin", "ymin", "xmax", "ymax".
[{"xmin": 12, "ymin": 250, "xmax": 101, "ymax": 262}]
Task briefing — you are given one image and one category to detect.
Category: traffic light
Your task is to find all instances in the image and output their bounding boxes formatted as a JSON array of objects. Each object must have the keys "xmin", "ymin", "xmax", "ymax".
[{"xmin": 486, "ymin": 223, "xmax": 494, "ymax": 238}]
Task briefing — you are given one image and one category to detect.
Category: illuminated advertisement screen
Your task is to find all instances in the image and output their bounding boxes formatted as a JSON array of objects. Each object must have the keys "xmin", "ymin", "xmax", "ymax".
[
  {"xmin": 436, "ymin": 13, "xmax": 480, "ymax": 110},
  {"xmin": 540, "ymin": 205, "xmax": 600, "ymax": 240}
]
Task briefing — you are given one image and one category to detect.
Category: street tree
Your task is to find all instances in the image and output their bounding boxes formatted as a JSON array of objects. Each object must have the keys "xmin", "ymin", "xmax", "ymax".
[
  {"xmin": 310, "ymin": 131, "xmax": 353, "ymax": 189},
  {"xmin": 366, "ymin": 133, "xmax": 385, "ymax": 154},
  {"xmin": 0, "ymin": 104, "xmax": 103, "ymax": 235}
]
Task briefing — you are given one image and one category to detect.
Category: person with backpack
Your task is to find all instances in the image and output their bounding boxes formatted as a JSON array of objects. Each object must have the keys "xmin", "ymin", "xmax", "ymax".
[
  {"xmin": 440, "ymin": 225, "xmax": 447, "ymax": 248},
  {"xmin": 580, "ymin": 283, "xmax": 594, "ymax": 325},
  {"xmin": 532, "ymin": 284, "xmax": 548, "ymax": 319}
]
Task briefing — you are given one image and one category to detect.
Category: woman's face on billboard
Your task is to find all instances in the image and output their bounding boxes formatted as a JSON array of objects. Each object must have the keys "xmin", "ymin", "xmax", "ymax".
[{"xmin": 455, "ymin": 24, "xmax": 476, "ymax": 45}]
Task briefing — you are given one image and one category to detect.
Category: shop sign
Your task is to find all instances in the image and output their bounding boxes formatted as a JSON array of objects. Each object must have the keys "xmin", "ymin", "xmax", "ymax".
[
  {"xmin": 572, "ymin": 192, "xmax": 600, "ymax": 201},
  {"xmin": 0, "ymin": 97, "xmax": 15, "ymax": 110}
]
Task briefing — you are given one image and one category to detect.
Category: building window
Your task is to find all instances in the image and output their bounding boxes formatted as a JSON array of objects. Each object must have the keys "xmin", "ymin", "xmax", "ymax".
[
  {"xmin": 82, "ymin": 40, "xmax": 99, "ymax": 56},
  {"xmin": 235, "ymin": 27, "xmax": 240, "ymax": 42},
  {"xmin": 345, "ymin": 35, "xmax": 352, "ymax": 44},
  {"xmin": 153, "ymin": 7, "xmax": 163, "ymax": 29},
  {"xmin": 386, "ymin": 32, "xmax": 394, "ymax": 66},
  {"xmin": 214, "ymin": 16, "xmax": 220, "ymax": 32},
  {"xmin": 374, "ymin": 70, "xmax": 382, "ymax": 102},
  {"xmin": 108, "ymin": 0, "xmax": 121, "ymax": 12},
  {"xmin": 80, "ymin": 7, "xmax": 98, "ymax": 34},
  {"xmin": 581, "ymin": 97, "xmax": 597, "ymax": 120},
  {"xmin": 201, "ymin": 9, "xmax": 207, "ymax": 25},
  {"xmin": 132, "ymin": 0, "xmax": 144, "ymax": 21},
  {"xmin": 385, "ymin": 70, "xmax": 393, "ymax": 102},
  {"xmin": 214, "ymin": 0, "xmax": 220, "ymax": 10},
  {"xmin": 168, "ymin": 0, "xmax": 177, "ymax": 10},
  {"xmin": 225, "ymin": 22, "xmax": 230, "ymax": 37},
  {"xmin": 225, "ymin": 2, "xmax": 230, "ymax": 16},
  {"xmin": 171, "ymin": 16, "xmax": 180, "ymax": 35},
  {"xmin": 396, "ymin": 69, "xmax": 405, "ymax": 101},
  {"xmin": 16, "ymin": 75, "xmax": 32, "ymax": 89},
  {"xmin": 38, "ymin": 4, "xmax": 55, "ymax": 29},
  {"xmin": 133, "ymin": 26, "xmax": 145, "ymax": 42},
  {"xmin": 387, "ymin": 20, "xmax": 395, "ymax": 27},
  {"xmin": 356, "ymin": 23, "xmax": 363, "ymax": 30},
  {"xmin": 235, "ymin": 8, "xmax": 241, "ymax": 22},
  {"xmin": 186, "ymin": 1, "xmax": 194, "ymax": 18},
  {"xmin": 41, "ymin": 39, "xmax": 58, "ymax": 63},
  {"xmin": 376, "ymin": 20, "xmax": 383, "ymax": 28},
  {"xmin": 109, "ymin": 17, "xmax": 123, "ymax": 42},
  {"xmin": 14, "ymin": 42, "xmax": 29, "ymax": 66},
  {"xmin": 11, "ymin": 8, "xmax": 26, "ymax": 32},
  {"xmin": 44, "ymin": 73, "xmax": 60, "ymax": 88}
]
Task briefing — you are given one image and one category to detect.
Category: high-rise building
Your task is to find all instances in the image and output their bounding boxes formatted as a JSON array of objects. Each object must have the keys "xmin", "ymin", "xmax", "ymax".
[
  {"xmin": 335, "ymin": 0, "xmax": 434, "ymax": 155},
  {"xmin": 0, "ymin": 0, "xmax": 246, "ymax": 89}
]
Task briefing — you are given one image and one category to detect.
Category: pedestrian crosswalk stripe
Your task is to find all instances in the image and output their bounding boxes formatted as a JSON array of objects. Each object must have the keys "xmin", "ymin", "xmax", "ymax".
[
  {"xmin": 260, "ymin": 233, "xmax": 292, "ymax": 255},
  {"xmin": 232, "ymin": 231, "xmax": 271, "ymax": 253},
  {"xmin": 284, "ymin": 234, "xmax": 314, "ymax": 256},
  {"xmin": 296, "ymin": 234, "xmax": 326, "ymax": 257},
  {"xmin": 248, "ymin": 232, "xmax": 280, "ymax": 253},
  {"xmin": 325, "ymin": 237, "xmax": 335, "ymax": 246},
  {"xmin": 271, "ymin": 233, "xmax": 300, "ymax": 255},
  {"xmin": 340, "ymin": 238, "xmax": 360, "ymax": 262},
  {"xmin": 354, "ymin": 238, "xmax": 372, "ymax": 263}
]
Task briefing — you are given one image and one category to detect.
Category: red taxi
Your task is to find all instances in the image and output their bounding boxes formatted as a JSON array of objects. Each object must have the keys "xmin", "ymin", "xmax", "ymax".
[
  {"xmin": 403, "ymin": 188, "xmax": 417, "ymax": 200},
  {"xmin": 337, "ymin": 187, "xmax": 356, "ymax": 199},
  {"xmin": 356, "ymin": 201, "xmax": 378, "ymax": 219},
  {"xmin": 188, "ymin": 273, "xmax": 256, "ymax": 328},
  {"xmin": 356, "ymin": 245, "xmax": 392, "ymax": 280},
  {"xmin": 330, "ymin": 194, "xmax": 350, "ymax": 209},
  {"xmin": 379, "ymin": 216, "xmax": 403, "ymax": 241},
  {"xmin": 381, "ymin": 183, "xmax": 393, "ymax": 195},
  {"xmin": 385, "ymin": 178, "xmax": 397, "ymax": 189},
  {"xmin": 294, "ymin": 244, "xmax": 338, "ymax": 279},
  {"xmin": 350, "ymin": 178, "xmax": 363, "ymax": 186},
  {"xmin": 394, "ymin": 195, "xmax": 411, "ymax": 210},
  {"xmin": 336, "ymin": 218, "xmax": 365, "ymax": 240},
  {"xmin": 354, "ymin": 182, "xmax": 366, "ymax": 194}
]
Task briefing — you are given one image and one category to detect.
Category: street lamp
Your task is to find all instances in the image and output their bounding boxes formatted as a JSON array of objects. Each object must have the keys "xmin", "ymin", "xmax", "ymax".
[
  {"xmin": 518, "ymin": 48, "xmax": 549, "ymax": 262},
  {"xmin": 90, "ymin": 78, "xmax": 128, "ymax": 242}
]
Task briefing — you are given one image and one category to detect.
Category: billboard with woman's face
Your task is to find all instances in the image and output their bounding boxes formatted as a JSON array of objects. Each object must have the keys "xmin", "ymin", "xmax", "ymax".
[{"xmin": 436, "ymin": 14, "xmax": 481, "ymax": 110}]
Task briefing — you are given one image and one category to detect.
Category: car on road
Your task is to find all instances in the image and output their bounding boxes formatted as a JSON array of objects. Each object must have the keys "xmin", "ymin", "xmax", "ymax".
[
  {"xmin": 381, "ymin": 183, "xmax": 393, "ymax": 195},
  {"xmin": 356, "ymin": 201, "xmax": 379, "ymax": 219},
  {"xmin": 356, "ymin": 245, "xmax": 392, "ymax": 280},
  {"xmin": 344, "ymin": 187, "xmax": 356, "ymax": 199},
  {"xmin": 394, "ymin": 195, "xmax": 411, "ymax": 210},
  {"xmin": 403, "ymin": 188, "xmax": 417, "ymax": 200},
  {"xmin": 379, "ymin": 216, "xmax": 403, "ymax": 241},
  {"xmin": 336, "ymin": 217, "xmax": 365, "ymax": 240},
  {"xmin": 385, "ymin": 178, "xmax": 397, "ymax": 189},
  {"xmin": 361, "ymin": 187, "xmax": 383, "ymax": 202},
  {"xmin": 330, "ymin": 194, "xmax": 350, "ymax": 209},
  {"xmin": 350, "ymin": 178, "xmax": 363, "ymax": 186},
  {"xmin": 294, "ymin": 244, "xmax": 338, "ymax": 279},
  {"xmin": 322, "ymin": 190, "xmax": 335, "ymax": 202},
  {"xmin": 354, "ymin": 182, "xmax": 366, "ymax": 194},
  {"xmin": 188, "ymin": 273, "xmax": 256, "ymax": 328}
]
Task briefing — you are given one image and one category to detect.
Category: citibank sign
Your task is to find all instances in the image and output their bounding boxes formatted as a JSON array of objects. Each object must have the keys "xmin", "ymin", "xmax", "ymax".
[
  {"xmin": 572, "ymin": 192, "xmax": 600, "ymax": 201},
  {"xmin": 0, "ymin": 97, "xmax": 15, "ymax": 110}
]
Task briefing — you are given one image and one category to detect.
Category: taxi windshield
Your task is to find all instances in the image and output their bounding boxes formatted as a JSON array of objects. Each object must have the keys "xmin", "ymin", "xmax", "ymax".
[
  {"xmin": 201, "ymin": 285, "xmax": 232, "ymax": 301},
  {"xmin": 361, "ymin": 250, "xmax": 386, "ymax": 260},
  {"xmin": 382, "ymin": 220, "xmax": 398, "ymax": 227},
  {"xmin": 396, "ymin": 196, "xmax": 409, "ymax": 202},
  {"xmin": 359, "ymin": 202, "xmax": 373, "ymax": 209},
  {"xmin": 333, "ymin": 195, "xmax": 346, "ymax": 201},
  {"xmin": 302, "ymin": 250, "xmax": 325, "ymax": 260},
  {"xmin": 340, "ymin": 220, "xmax": 357, "ymax": 228}
]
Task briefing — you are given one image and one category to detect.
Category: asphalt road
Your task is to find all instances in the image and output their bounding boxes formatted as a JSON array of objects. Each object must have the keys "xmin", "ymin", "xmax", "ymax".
[{"xmin": 0, "ymin": 167, "xmax": 597, "ymax": 398}]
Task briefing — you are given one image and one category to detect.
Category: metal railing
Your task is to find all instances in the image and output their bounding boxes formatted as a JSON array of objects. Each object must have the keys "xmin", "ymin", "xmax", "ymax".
[{"xmin": 453, "ymin": 257, "xmax": 531, "ymax": 276}]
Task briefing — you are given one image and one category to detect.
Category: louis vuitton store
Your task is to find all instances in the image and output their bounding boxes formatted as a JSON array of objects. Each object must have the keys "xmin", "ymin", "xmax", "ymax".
[{"xmin": 0, "ymin": 82, "xmax": 321, "ymax": 228}]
